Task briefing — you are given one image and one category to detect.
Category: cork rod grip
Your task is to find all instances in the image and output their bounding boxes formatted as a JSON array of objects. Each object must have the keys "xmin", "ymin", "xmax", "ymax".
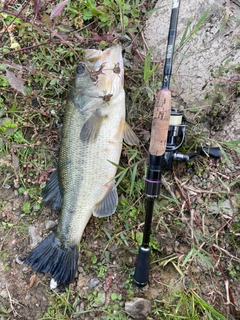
[{"xmin": 149, "ymin": 90, "xmax": 171, "ymax": 156}]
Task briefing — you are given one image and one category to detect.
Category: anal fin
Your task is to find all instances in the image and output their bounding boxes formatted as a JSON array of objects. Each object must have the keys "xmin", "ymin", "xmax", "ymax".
[
  {"xmin": 93, "ymin": 184, "xmax": 118, "ymax": 217},
  {"xmin": 42, "ymin": 169, "xmax": 62, "ymax": 210}
]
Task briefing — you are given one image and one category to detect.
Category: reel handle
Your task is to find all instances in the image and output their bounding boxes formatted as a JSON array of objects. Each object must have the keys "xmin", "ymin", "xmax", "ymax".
[{"xmin": 201, "ymin": 147, "xmax": 222, "ymax": 159}]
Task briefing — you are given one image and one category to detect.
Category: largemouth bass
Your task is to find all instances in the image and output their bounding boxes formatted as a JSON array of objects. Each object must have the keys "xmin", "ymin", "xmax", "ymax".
[{"xmin": 26, "ymin": 45, "xmax": 138, "ymax": 286}]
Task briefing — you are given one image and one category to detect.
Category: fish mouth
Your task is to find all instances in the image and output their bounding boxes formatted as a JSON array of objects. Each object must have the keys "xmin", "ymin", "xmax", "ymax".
[{"xmin": 84, "ymin": 45, "xmax": 124, "ymax": 96}]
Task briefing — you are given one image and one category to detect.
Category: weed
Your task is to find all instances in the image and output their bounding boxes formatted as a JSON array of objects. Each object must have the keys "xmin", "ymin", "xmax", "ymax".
[
  {"xmin": 143, "ymin": 48, "xmax": 159, "ymax": 99},
  {"xmin": 67, "ymin": 0, "xmax": 140, "ymax": 31},
  {"xmin": 152, "ymin": 289, "xmax": 226, "ymax": 319},
  {"xmin": 179, "ymin": 6, "xmax": 212, "ymax": 48},
  {"xmin": 39, "ymin": 288, "xmax": 77, "ymax": 320},
  {"xmin": 0, "ymin": 1, "xmax": 239, "ymax": 320},
  {"xmin": 0, "ymin": 251, "xmax": 9, "ymax": 271},
  {"xmin": 227, "ymin": 263, "xmax": 240, "ymax": 279}
]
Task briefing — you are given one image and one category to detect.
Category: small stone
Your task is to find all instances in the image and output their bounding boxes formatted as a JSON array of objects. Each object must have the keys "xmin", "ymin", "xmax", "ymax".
[
  {"xmin": 89, "ymin": 278, "xmax": 100, "ymax": 289},
  {"xmin": 225, "ymin": 168, "xmax": 232, "ymax": 175},
  {"xmin": 0, "ymin": 289, "xmax": 8, "ymax": 298},
  {"xmin": 77, "ymin": 302, "xmax": 84, "ymax": 312},
  {"xmin": 236, "ymin": 247, "xmax": 240, "ymax": 257},
  {"xmin": 124, "ymin": 44, "xmax": 132, "ymax": 53},
  {"xmin": 73, "ymin": 303, "xmax": 85, "ymax": 318},
  {"xmin": 196, "ymin": 197, "xmax": 204, "ymax": 205},
  {"xmin": 45, "ymin": 220, "xmax": 57, "ymax": 230},
  {"xmin": 28, "ymin": 224, "xmax": 42, "ymax": 248},
  {"xmin": 209, "ymin": 174, "xmax": 215, "ymax": 181},
  {"xmin": 14, "ymin": 210, "xmax": 21, "ymax": 216},
  {"xmin": 50, "ymin": 278, "xmax": 58, "ymax": 290},
  {"xmin": 165, "ymin": 244, "xmax": 174, "ymax": 255},
  {"xmin": 77, "ymin": 274, "xmax": 89, "ymax": 288},
  {"xmin": 208, "ymin": 202, "xmax": 219, "ymax": 213},
  {"xmin": 202, "ymin": 172, "xmax": 208, "ymax": 179},
  {"xmin": 220, "ymin": 199, "xmax": 234, "ymax": 217},
  {"xmin": 22, "ymin": 267, "xmax": 29, "ymax": 273},
  {"xmin": 25, "ymin": 294, "xmax": 31, "ymax": 300},
  {"xmin": 208, "ymin": 226, "xmax": 215, "ymax": 233},
  {"xmin": 92, "ymin": 292, "xmax": 106, "ymax": 307},
  {"xmin": 16, "ymin": 254, "xmax": 26, "ymax": 265},
  {"xmin": 192, "ymin": 175, "xmax": 200, "ymax": 184},
  {"xmin": 125, "ymin": 297, "xmax": 151, "ymax": 319}
]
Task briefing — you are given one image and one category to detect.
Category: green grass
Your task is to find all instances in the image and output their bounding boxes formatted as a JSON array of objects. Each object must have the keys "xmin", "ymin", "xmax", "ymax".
[{"xmin": 1, "ymin": 1, "xmax": 240, "ymax": 319}]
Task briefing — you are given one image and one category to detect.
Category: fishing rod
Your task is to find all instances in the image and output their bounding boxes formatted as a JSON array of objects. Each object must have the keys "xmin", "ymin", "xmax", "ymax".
[
  {"xmin": 133, "ymin": 0, "xmax": 221, "ymax": 287},
  {"xmin": 133, "ymin": 0, "xmax": 181, "ymax": 287}
]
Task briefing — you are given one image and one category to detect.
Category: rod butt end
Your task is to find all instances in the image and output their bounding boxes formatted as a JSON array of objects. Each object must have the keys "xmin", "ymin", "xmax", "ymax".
[{"xmin": 133, "ymin": 246, "xmax": 151, "ymax": 287}]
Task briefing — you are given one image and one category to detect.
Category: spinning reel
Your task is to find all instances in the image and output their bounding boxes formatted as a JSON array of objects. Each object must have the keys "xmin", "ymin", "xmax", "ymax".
[
  {"xmin": 144, "ymin": 108, "xmax": 221, "ymax": 199},
  {"xmin": 164, "ymin": 108, "xmax": 221, "ymax": 170}
]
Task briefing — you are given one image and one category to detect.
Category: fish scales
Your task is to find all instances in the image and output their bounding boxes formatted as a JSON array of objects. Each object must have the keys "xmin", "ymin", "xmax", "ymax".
[
  {"xmin": 58, "ymin": 90, "xmax": 125, "ymax": 245},
  {"xmin": 26, "ymin": 45, "xmax": 137, "ymax": 286}
]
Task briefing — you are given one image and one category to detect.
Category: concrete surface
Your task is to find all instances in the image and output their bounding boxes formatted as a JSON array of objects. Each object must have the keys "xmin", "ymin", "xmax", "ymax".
[{"xmin": 144, "ymin": 0, "xmax": 240, "ymax": 141}]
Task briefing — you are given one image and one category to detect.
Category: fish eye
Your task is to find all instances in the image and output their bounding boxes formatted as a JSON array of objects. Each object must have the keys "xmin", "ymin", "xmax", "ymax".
[{"xmin": 76, "ymin": 64, "xmax": 85, "ymax": 75}]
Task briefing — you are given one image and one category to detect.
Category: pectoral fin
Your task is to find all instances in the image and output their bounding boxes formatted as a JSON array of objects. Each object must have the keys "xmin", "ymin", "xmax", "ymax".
[
  {"xmin": 80, "ymin": 110, "xmax": 106, "ymax": 142},
  {"xmin": 93, "ymin": 184, "xmax": 118, "ymax": 217},
  {"xmin": 124, "ymin": 122, "xmax": 139, "ymax": 146}
]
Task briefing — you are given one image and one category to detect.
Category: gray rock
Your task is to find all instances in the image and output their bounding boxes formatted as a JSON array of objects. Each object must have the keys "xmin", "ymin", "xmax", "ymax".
[
  {"xmin": 125, "ymin": 297, "xmax": 151, "ymax": 319},
  {"xmin": 192, "ymin": 175, "xmax": 200, "ymax": 184},
  {"xmin": 22, "ymin": 266, "xmax": 29, "ymax": 273},
  {"xmin": 225, "ymin": 168, "xmax": 232, "ymax": 175},
  {"xmin": 208, "ymin": 202, "xmax": 219, "ymax": 214},
  {"xmin": 236, "ymin": 247, "xmax": 240, "ymax": 257},
  {"xmin": 0, "ymin": 289, "xmax": 8, "ymax": 298},
  {"xmin": 14, "ymin": 210, "xmax": 21, "ymax": 216},
  {"xmin": 196, "ymin": 197, "xmax": 204, "ymax": 205},
  {"xmin": 92, "ymin": 292, "xmax": 106, "ymax": 307},
  {"xmin": 220, "ymin": 199, "xmax": 234, "ymax": 217},
  {"xmin": 74, "ymin": 302, "xmax": 85, "ymax": 318},
  {"xmin": 89, "ymin": 278, "xmax": 100, "ymax": 289},
  {"xmin": 28, "ymin": 224, "xmax": 42, "ymax": 248},
  {"xmin": 77, "ymin": 274, "xmax": 89, "ymax": 288},
  {"xmin": 202, "ymin": 172, "xmax": 209, "ymax": 179},
  {"xmin": 45, "ymin": 220, "xmax": 57, "ymax": 230}
]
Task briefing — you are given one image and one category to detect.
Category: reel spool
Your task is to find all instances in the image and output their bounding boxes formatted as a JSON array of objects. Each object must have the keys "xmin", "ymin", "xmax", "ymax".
[{"xmin": 166, "ymin": 108, "xmax": 186, "ymax": 152}]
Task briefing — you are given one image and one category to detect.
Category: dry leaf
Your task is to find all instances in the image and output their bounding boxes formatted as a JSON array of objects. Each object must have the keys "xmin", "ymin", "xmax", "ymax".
[
  {"xmin": 34, "ymin": 0, "xmax": 42, "ymax": 17},
  {"xmin": 6, "ymin": 69, "xmax": 25, "ymax": 94},
  {"xmin": 29, "ymin": 274, "xmax": 37, "ymax": 288},
  {"xmin": 50, "ymin": 0, "xmax": 68, "ymax": 20},
  {"xmin": 11, "ymin": 151, "xmax": 19, "ymax": 172}
]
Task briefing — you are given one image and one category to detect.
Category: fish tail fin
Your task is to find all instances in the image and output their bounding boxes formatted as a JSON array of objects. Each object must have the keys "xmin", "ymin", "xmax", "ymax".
[{"xmin": 26, "ymin": 233, "xmax": 78, "ymax": 286}]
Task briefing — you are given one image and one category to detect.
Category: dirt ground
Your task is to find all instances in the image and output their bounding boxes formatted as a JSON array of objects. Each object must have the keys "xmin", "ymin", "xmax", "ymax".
[
  {"xmin": 0, "ymin": 1, "xmax": 240, "ymax": 320},
  {"xmin": 1, "ymin": 149, "xmax": 240, "ymax": 319}
]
